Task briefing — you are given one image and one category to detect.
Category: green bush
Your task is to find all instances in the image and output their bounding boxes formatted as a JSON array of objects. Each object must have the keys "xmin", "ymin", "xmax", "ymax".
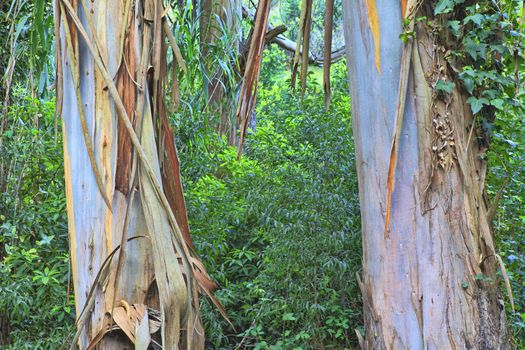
[
  {"xmin": 0, "ymin": 89, "xmax": 73, "ymax": 348},
  {"xmin": 179, "ymin": 61, "xmax": 363, "ymax": 349},
  {"xmin": 488, "ymin": 96, "xmax": 525, "ymax": 346}
]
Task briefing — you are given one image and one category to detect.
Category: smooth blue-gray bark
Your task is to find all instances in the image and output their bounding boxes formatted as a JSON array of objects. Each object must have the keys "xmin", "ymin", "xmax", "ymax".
[{"xmin": 342, "ymin": 1, "xmax": 509, "ymax": 348}]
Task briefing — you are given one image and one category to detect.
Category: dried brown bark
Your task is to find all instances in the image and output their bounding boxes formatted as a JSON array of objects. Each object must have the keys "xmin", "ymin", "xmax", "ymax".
[{"xmin": 236, "ymin": 0, "xmax": 271, "ymax": 158}]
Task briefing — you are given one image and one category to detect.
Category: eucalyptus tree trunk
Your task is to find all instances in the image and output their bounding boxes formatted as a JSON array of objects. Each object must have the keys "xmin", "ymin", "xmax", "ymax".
[
  {"xmin": 342, "ymin": 1, "xmax": 510, "ymax": 348},
  {"xmin": 56, "ymin": 1, "xmax": 211, "ymax": 348},
  {"xmin": 200, "ymin": 0, "xmax": 241, "ymax": 143}
]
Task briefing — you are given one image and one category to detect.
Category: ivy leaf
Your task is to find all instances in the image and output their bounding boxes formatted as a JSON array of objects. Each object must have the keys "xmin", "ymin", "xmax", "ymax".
[
  {"xmin": 467, "ymin": 96, "xmax": 489, "ymax": 114},
  {"xmin": 461, "ymin": 78, "xmax": 474, "ymax": 94},
  {"xmin": 490, "ymin": 99, "xmax": 505, "ymax": 110},
  {"xmin": 447, "ymin": 20, "xmax": 461, "ymax": 36},
  {"xmin": 435, "ymin": 0, "xmax": 465, "ymax": 15},
  {"xmin": 435, "ymin": 79, "xmax": 455, "ymax": 93},
  {"xmin": 464, "ymin": 38, "xmax": 487, "ymax": 61},
  {"xmin": 435, "ymin": 0, "xmax": 455, "ymax": 14},
  {"xmin": 482, "ymin": 89, "xmax": 498, "ymax": 99},
  {"xmin": 464, "ymin": 13, "xmax": 484, "ymax": 26}
]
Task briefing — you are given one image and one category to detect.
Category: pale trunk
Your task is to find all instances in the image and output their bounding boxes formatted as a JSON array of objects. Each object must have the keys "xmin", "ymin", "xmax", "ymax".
[
  {"xmin": 342, "ymin": 2, "xmax": 509, "ymax": 349},
  {"xmin": 58, "ymin": 1, "xmax": 205, "ymax": 348}
]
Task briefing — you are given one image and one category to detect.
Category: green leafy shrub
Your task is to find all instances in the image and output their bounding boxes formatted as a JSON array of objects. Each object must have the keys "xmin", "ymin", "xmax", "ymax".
[
  {"xmin": 0, "ymin": 89, "xmax": 73, "ymax": 348},
  {"xmin": 488, "ymin": 96, "xmax": 525, "ymax": 346},
  {"xmin": 179, "ymin": 61, "xmax": 363, "ymax": 349}
]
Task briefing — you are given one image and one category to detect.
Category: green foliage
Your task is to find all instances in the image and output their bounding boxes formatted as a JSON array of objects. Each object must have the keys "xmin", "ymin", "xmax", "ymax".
[
  {"xmin": 487, "ymin": 88, "xmax": 525, "ymax": 345},
  {"xmin": 434, "ymin": 0, "xmax": 525, "ymax": 344},
  {"xmin": 178, "ymin": 61, "xmax": 361, "ymax": 349},
  {"xmin": 0, "ymin": 0, "xmax": 55, "ymax": 99},
  {"xmin": 437, "ymin": 1, "xmax": 524, "ymax": 117},
  {"xmin": 169, "ymin": 0, "xmax": 241, "ymax": 123},
  {"xmin": 435, "ymin": 79, "xmax": 456, "ymax": 93},
  {"xmin": 434, "ymin": 0, "xmax": 466, "ymax": 15},
  {"xmin": 0, "ymin": 89, "xmax": 73, "ymax": 348}
]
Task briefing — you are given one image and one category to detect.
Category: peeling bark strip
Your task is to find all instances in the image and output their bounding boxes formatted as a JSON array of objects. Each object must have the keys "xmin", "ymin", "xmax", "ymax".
[
  {"xmin": 291, "ymin": 0, "xmax": 308, "ymax": 90},
  {"xmin": 158, "ymin": 93, "xmax": 192, "ymax": 246},
  {"xmin": 115, "ymin": 12, "xmax": 136, "ymax": 195},
  {"xmin": 384, "ymin": 0, "xmax": 417, "ymax": 238},
  {"xmin": 343, "ymin": 1, "xmax": 510, "ymax": 348},
  {"xmin": 56, "ymin": 0, "xmax": 224, "ymax": 348},
  {"xmin": 236, "ymin": 0, "xmax": 271, "ymax": 158}
]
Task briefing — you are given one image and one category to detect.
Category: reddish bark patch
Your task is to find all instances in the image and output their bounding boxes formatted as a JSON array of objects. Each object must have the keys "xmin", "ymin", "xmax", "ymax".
[
  {"xmin": 115, "ymin": 16, "xmax": 136, "ymax": 195},
  {"xmin": 157, "ymin": 98, "xmax": 192, "ymax": 246}
]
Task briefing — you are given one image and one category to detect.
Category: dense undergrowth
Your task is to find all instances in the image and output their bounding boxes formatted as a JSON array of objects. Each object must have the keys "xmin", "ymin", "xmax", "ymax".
[
  {"xmin": 1, "ymin": 5, "xmax": 525, "ymax": 346},
  {"xmin": 1, "ymin": 50, "xmax": 524, "ymax": 348},
  {"xmin": 0, "ymin": 91, "xmax": 73, "ymax": 348},
  {"xmin": 177, "ymin": 58, "xmax": 362, "ymax": 348},
  {"xmin": 0, "ymin": 58, "xmax": 365, "ymax": 349}
]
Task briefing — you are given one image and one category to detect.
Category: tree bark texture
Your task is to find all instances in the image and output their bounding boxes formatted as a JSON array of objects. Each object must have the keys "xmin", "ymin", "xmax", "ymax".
[
  {"xmin": 342, "ymin": 1, "xmax": 510, "ymax": 349},
  {"xmin": 57, "ymin": 0, "xmax": 209, "ymax": 348}
]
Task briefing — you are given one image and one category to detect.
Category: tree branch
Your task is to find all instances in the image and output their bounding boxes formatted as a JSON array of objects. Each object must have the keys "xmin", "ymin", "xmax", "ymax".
[{"xmin": 242, "ymin": 6, "xmax": 345, "ymax": 66}]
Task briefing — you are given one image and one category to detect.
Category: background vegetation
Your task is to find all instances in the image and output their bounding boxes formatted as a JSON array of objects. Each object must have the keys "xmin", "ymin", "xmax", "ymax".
[{"xmin": 1, "ymin": 0, "xmax": 524, "ymax": 349}]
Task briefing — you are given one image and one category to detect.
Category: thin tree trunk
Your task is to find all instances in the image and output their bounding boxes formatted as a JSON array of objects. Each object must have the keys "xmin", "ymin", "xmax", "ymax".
[
  {"xmin": 323, "ymin": 0, "xmax": 334, "ymax": 110},
  {"xmin": 57, "ymin": 1, "xmax": 211, "ymax": 348},
  {"xmin": 342, "ymin": 1, "xmax": 510, "ymax": 348},
  {"xmin": 200, "ymin": 0, "xmax": 241, "ymax": 143}
]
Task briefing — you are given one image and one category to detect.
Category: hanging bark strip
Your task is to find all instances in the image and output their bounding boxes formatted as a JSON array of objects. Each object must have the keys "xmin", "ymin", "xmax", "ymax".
[
  {"xmin": 164, "ymin": 19, "xmax": 185, "ymax": 114},
  {"xmin": 300, "ymin": 0, "xmax": 313, "ymax": 98},
  {"xmin": 236, "ymin": 0, "xmax": 272, "ymax": 159},
  {"xmin": 384, "ymin": 0, "xmax": 417, "ymax": 238},
  {"xmin": 323, "ymin": 0, "xmax": 334, "ymax": 110},
  {"xmin": 291, "ymin": 0, "xmax": 308, "ymax": 90},
  {"xmin": 115, "ymin": 9, "xmax": 136, "ymax": 195},
  {"xmin": 57, "ymin": 0, "xmax": 226, "ymax": 348}
]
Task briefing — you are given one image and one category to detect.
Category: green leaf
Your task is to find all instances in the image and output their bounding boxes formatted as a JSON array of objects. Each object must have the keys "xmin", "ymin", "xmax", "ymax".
[
  {"xmin": 464, "ymin": 39, "xmax": 486, "ymax": 60},
  {"xmin": 435, "ymin": 79, "xmax": 455, "ymax": 93},
  {"xmin": 490, "ymin": 99, "xmax": 505, "ymax": 110},
  {"xmin": 282, "ymin": 312, "xmax": 297, "ymax": 321},
  {"xmin": 447, "ymin": 20, "xmax": 461, "ymax": 36},
  {"xmin": 467, "ymin": 96, "xmax": 489, "ymax": 114},
  {"xmin": 464, "ymin": 13, "xmax": 484, "ymax": 26},
  {"xmin": 435, "ymin": 0, "xmax": 455, "ymax": 14},
  {"xmin": 461, "ymin": 77, "xmax": 474, "ymax": 94},
  {"xmin": 434, "ymin": 0, "xmax": 465, "ymax": 14}
]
